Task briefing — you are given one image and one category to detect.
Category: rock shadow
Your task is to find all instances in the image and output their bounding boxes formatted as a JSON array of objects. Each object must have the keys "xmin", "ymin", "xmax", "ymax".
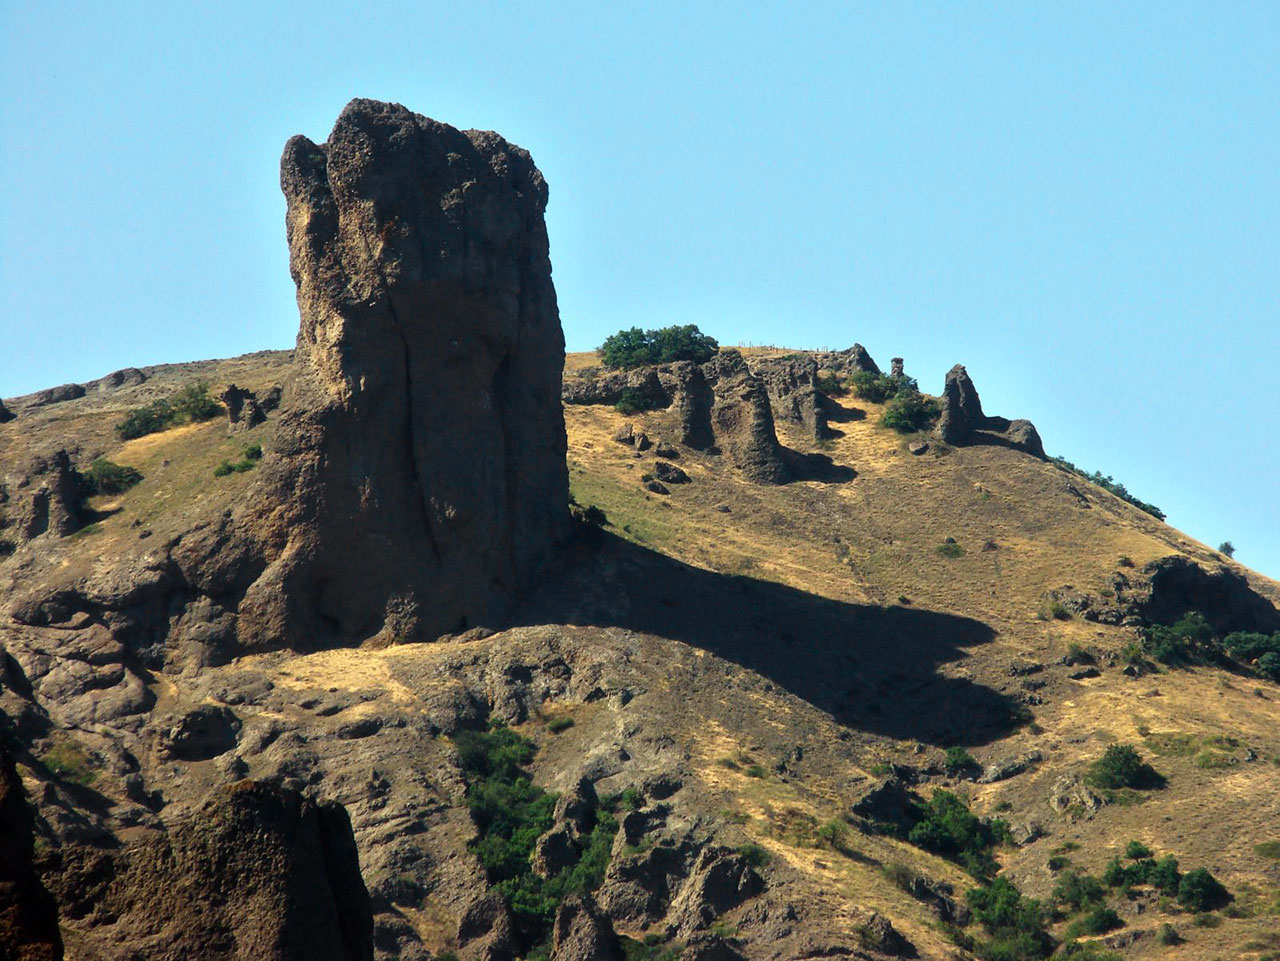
[
  {"xmin": 517, "ymin": 530, "xmax": 1023, "ymax": 747},
  {"xmin": 783, "ymin": 450, "xmax": 856, "ymax": 484}
]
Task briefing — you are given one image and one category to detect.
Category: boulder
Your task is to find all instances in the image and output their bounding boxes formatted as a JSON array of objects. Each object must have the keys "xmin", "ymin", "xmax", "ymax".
[
  {"xmin": 159, "ymin": 705, "xmax": 241, "ymax": 761},
  {"xmin": 550, "ymin": 894, "xmax": 621, "ymax": 961},
  {"xmin": 0, "ymin": 399, "xmax": 14, "ymax": 424},
  {"xmin": 457, "ymin": 893, "xmax": 517, "ymax": 961},
  {"xmin": 0, "ymin": 748, "xmax": 64, "ymax": 961},
  {"xmin": 654, "ymin": 462, "xmax": 690, "ymax": 485},
  {"xmin": 857, "ymin": 912, "xmax": 914, "ymax": 957},
  {"xmin": 1139, "ymin": 556, "xmax": 1280, "ymax": 635},
  {"xmin": 209, "ymin": 98, "xmax": 569, "ymax": 650},
  {"xmin": 668, "ymin": 847, "xmax": 765, "ymax": 936}
]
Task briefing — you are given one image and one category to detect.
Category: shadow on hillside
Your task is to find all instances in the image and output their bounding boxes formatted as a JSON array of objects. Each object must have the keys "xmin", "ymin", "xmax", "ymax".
[{"xmin": 517, "ymin": 529, "xmax": 1023, "ymax": 747}]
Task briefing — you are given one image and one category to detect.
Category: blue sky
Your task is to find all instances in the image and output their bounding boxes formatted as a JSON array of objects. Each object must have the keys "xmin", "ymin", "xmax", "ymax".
[{"xmin": 2, "ymin": 2, "xmax": 1277, "ymax": 577}]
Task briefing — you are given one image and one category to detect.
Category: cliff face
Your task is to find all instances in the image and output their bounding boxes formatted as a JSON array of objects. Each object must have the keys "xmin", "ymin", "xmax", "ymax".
[{"xmin": 232, "ymin": 99, "xmax": 570, "ymax": 648}]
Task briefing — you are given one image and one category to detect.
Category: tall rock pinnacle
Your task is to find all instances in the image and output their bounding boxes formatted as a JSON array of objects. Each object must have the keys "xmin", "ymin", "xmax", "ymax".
[{"xmin": 236, "ymin": 99, "xmax": 569, "ymax": 647}]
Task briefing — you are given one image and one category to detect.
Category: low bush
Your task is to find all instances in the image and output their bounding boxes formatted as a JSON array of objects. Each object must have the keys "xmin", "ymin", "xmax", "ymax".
[
  {"xmin": 907, "ymin": 789, "xmax": 1008, "ymax": 879},
  {"xmin": 1143, "ymin": 612, "xmax": 1214, "ymax": 665},
  {"xmin": 1224, "ymin": 630, "xmax": 1280, "ymax": 681},
  {"xmin": 966, "ymin": 876, "xmax": 1054, "ymax": 960},
  {"xmin": 1085, "ymin": 745, "xmax": 1165, "ymax": 790},
  {"xmin": 849, "ymin": 371, "xmax": 919, "ymax": 403},
  {"xmin": 937, "ymin": 540, "xmax": 965, "ymax": 559},
  {"xmin": 614, "ymin": 387, "xmax": 656, "ymax": 415},
  {"xmin": 1124, "ymin": 840, "xmax": 1153, "ymax": 860},
  {"xmin": 214, "ymin": 445, "xmax": 263, "ymax": 478},
  {"xmin": 116, "ymin": 382, "xmax": 221, "ymax": 439},
  {"xmin": 1177, "ymin": 867, "xmax": 1229, "ymax": 912},
  {"xmin": 881, "ymin": 390, "xmax": 941, "ymax": 434},
  {"xmin": 944, "ymin": 746, "xmax": 981, "ymax": 779},
  {"xmin": 1053, "ymin": 870, "xmax": 1106, "ymax": 913},
  {"xmin": 546, "ymin": 717, "xmax": 574, "ymax": 734},
  {"xmin": 82, "ymin": 458, "xmax": 142, "ymax": 496},
  {"xmin": 735, "ymin": 843, "xmax": 770, "ymax": 867},
  {"xmin": 1065, "ymin": 905, "xmax": 1122, "ymax": 938}
]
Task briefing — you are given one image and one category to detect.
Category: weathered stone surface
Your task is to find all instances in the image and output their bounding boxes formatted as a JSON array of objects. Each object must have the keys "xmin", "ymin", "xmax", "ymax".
[
  {"xmin": 86, "ymin": 368, "xmax": 147, "ymax": 394},
  {"xmin": 701, "ymin": 351, "xmax": 790, "ymax": 484},
  {"xmin": 978, "ymin": 750, "xmax": 1043, "ymax": 784},
  {"xmin": 1139, "ymin": 556, "xmax": 1280, "ymax": 635},
  {"xmin": 0, "ymin": 748, "xmax": 63, "ymax": 961},
  {"xmin": 3, "ymin": 452, "xmax": 80, "ymax": 543},
  {"xmin": 813, "ymin": 343, "xmax": 880, "ymax": 377},
  {"xmin": 551, "ymin": 894, "xmax": 621, "ymax": 961},
  {"xmin": 654, "ymin": 462, "xmax": 690, "ymax": 485},
  {"xmin": 858, "ymin": 911, "xmax": 914, "ymax": 957},
  {"xmin": 30, "ymin": 384, "xmax": 85, "ymax": 408},
  {"xmin": 0, "ymin": 399, "xmax": 14, "ymax": 423},
  {"xmin": 751, "ymin": 354, "xmax": 830, "ymax": 441},
  {"xmin": 457, "ymin": 893, "xmax": 517, "ymax": 961},
  {"xmin": 668, "ymin": 848, "xmax": 764, "ymax": 936},
  {"xmin": 563, "ymin": 367, "xmax": 668, "ymax": 409},
  {"xmin": 219, "ymin": 98, "xmax": 570, "ymax": 649},
  {"xmin": 220, "ymin": 384, "xmax": 276, "ymax": 431},
  {"xmin": 937, "ymin": 364, "xmax": 1044, "ymax": 457},
  {"xmin": 44, "ymin": 781, "xmax": 372, "ymax": 961}
]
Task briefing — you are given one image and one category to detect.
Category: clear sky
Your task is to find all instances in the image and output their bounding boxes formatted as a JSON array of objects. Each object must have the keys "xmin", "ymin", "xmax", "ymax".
[{"xmin": 2, "ymin": 3, "xmax": 1277, "ymax": 577}]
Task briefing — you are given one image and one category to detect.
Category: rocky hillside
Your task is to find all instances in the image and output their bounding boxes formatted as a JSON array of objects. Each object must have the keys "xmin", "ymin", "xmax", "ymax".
[{"xmin": 2, "ymin": 100, "xmax": 1279, "ymax": 961}]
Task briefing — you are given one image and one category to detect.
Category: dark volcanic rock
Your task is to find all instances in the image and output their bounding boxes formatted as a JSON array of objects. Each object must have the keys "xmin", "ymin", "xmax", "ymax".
[
  {"xmin": 30, "ymin": 384, "xmax": 86, "ymax": 408},
  {"xmin": 670, "ymin": 362, "xmax": 716, "ymax": 449},
  {"xmin": 45, "ymin": 781, "xmax": 372, "ymax": 961},
  {"xmin": 221, "ymin": 98, "xmax": 570, "ymax": 648},
  {"xmin": 701, "ymin": 351, "xmax": 790, "ymax": 484},
  {"xmin": 0, "ymin": 399, "xmax": 14, "ymax": 424},
  {"xmin": 0, "ymin": 748, "xmax": 63, "ymax": 961},
  {"xmin": 562, "ymin": 367, "xmax": 668, "ymax": 409},
  {"xmin": 3, "ymin": 452, "xmax": 81, "ymax": 543},
  {"xmin": 654, "ymin": 462, "xmax": 690, "ymax": 484},
  {"xmin": 813, "ymin": 343, "xmax": 880, "ymax": 377},
  {"xmin": 937, "ymin": 364, "xmax": 1044, "ymax": 457},
  {"xmin": 1139, "ymin": 556, "xmax": 1280, "ymax": 635},
  {"xmin": 751, "ymin": 354, "xmax": 830, "ymax": 441},
  {"xmin": 551, "ymin": 894, "xmax": 621, "ymax": 961},
  {"xmin": 221, "ymin": 384, "xmax": 269, "ymax": 431},
  {"xmin": 86, "ymin": 368, "xmax": 147, "ymax": 394}
]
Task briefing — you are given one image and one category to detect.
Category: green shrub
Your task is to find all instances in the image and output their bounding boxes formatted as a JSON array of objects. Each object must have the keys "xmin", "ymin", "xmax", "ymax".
[
  {"xmin": 116, "ymin": 382, "xmax": 221, "ymax": 439},
  {"xmin": 614, "ymin": 387, "xmax": 656, "ymax": 415},
  {"xmin": 599, "ymin": 325, "xmax": 718, "ymax": 369},
  {"xmin": 1254, "ymin": 841, "xmax": 1280, "ymax": 859},
  {"xmin": 1223, "ymin": 631, "xmax": 1280, "ymax": 680},
  {"xmin": 1085, "ymin": 745, "xmax": 1165, "ymax": 790},
  {"xmin": 815, "ymin": 371, "xmax": 845, "ymax": 396},
  {"xmin": 1157, "ymin": 922, "xmax": 1182, "ymax": 945},
  {"xmin": 1047, "ymin": 855, "xmax": 1072, "ymax": 872},
  {"xmin": 1065, "ymin": 905, "xmax": 1122, "ymax": 937},
  {"xmin": 1177, "ymin": 867, "xmax": 1229, "ymax": 912},
  {"xmin": 1053, "ymin": 870, "xmax": 1106, "ymax": 913},
  {"xmin": 744, "ymin": 764, "xmax": 767, "ymax": 779},
  {"xmin": 908, "ymin": 790, "xmax": 1007, "ymax": 879},
  {"xmin": 1124, "ymin": 840, "xmax": 1152, "ymax": 860},
  {"xmin": 1190, "ymin": 911, "xmax": 1221, "ymax": 927},
  {"xmin": 965, "ymin": 876, "xmax": 1054, "ymax": 960},
  {"xmin": 849, "ymin": 371, "xmax": 919, "ymax": 403},
  {"xmin": 937, "ymin": 541, "xmax": 965, "ymax": 559},
  {"xmin": 619, "ymin": 788, "xmax": 643, "ymax": 811},
  {"xmin": 1143, "ymin": 612, "xmax": 1214, "ymax": 665},
  {"xmin": 881, "ymin": 390, "xmax": 941, "ymax": 433},
  {"xmin": 82, "ymin": 458, "xmax": 142, "ymax": 496},
  {"xmin": 944, "ymin": 746, "xmax": 981, "ymax": 779},
  {"xmin": 1218, "ymin": 540, "xmax": 1236, "ymax": 557},
  {"xmin": 546, "ymin": 717, "xmax": 574, "ymax": 734},
  {"xmin": 452, "ymin": 724, "xmax": 621, "ymax": 948},
  {"xmin": 735, "ymin": 843, "xmax": 770, "ymax": 867}
]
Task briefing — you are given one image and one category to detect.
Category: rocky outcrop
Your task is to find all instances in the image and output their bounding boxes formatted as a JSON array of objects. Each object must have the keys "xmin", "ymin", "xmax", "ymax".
[
  {"xmin": 85, "ymin": 368, "xmax": 147, "ymax": 394},
  {"xmin": 220, "ymin": 384, "xmax": 281, "ymax": 431},
  {"xmin": 562, "ymin": 367, "xmax": 668, "ymax": 409},
  {"xmin": 1138, "ymin": 556, "xmax": 1280, "ymax": 635},
  {"xmin": 0, "ymin": 399, "xmax": 13, "ymax": 424},
  {"xmin": 751, "ymin": 354, "xmax": 830, "ymax": 441},
  {"xmin": 214, "ymin": 98, "xmax": 570, "ymax": 649},
  {"xmin": 700, "ymin": 351, "xmax": 791, "ymax": 483},
  {"xmin": 550, "ymin": 894, "xmax": 621, "ymax": 961},
  {"xmin": 44, "ymin": 780, "xmax": 372, "ymax": 961},
  {"xmin": 813, "ymin": 343, "xmax": 880, "ymax": 377},
  {"xmin": 0, "ymin": 749, "xmax": 63, "ymax": 961},
  {"xmin": 937, "ymin": 365, "xmax": 1044, "ymax": 457},
  {"xmin": 30, "ymin": 385, "xmax": 86, "ymax": 408},
  {"xmin": 1, "ymin": 452, "xmax": 81, "ymax": 544}
]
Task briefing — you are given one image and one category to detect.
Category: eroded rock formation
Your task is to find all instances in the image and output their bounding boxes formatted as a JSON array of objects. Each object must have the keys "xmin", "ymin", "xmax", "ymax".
[
  {"xmin": 1, "ymin": 452, "xmax": 80, "ymax": 544},
  {"xmin": 700, "ymin": 351, "xmax": 791, "ymax": 483},
  {"xmin": 751, "ymin": 353, "xmax": 830, "ymax": 441},
  {"xmin": 45, "ymin": 781, "xmax": 372, "ymax": 961},
  {"xmin": 225, "ymin": 98, "xmax": 570, "ymax": 648},
  {"xmin": 0, "ymin": 749, "xmax": 63, "ymax": 961},
  {"xmin": 937, "ymin": 364, "xmax": 1044, "ymax": 458}
]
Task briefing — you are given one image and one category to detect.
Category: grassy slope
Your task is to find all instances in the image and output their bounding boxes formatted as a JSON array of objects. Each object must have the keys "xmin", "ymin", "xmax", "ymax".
[{"xmin": 564, "ymin": 350, "xmax": 1280, "ymax": 957}]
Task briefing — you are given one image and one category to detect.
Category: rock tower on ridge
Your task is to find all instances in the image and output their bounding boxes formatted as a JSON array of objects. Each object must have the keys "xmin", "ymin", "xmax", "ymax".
[
  {"xmin": 233, "ymin": 99, "xmax": 570, "ymax": 647},
  {"xmin": 937, "ymin": 364, "xmax": 1045, "ymax": 458}
]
